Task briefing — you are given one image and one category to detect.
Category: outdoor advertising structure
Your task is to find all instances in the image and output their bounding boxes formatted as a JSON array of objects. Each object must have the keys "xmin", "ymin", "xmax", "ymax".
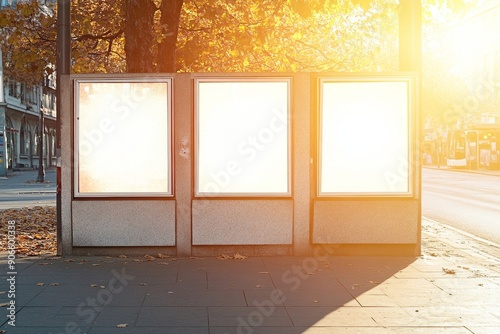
[{"xmin": 63, "ymin": 73, "xmax": 420, "ymax": 256}]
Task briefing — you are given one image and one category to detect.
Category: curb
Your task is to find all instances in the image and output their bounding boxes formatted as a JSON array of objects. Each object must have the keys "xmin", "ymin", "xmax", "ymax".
[{"xmin": 423, "ymin": 166, "xmax": 500, "ymax": 177}]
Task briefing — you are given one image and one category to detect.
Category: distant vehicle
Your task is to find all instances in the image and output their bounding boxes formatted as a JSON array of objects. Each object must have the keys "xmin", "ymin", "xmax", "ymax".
[
  {"xmin": 446, "ymin": 130, "xmax": 467, "ymax": 167},
  {"xmin": 445, "ymin": 126, "xmax": 500, "ymax": 170}
]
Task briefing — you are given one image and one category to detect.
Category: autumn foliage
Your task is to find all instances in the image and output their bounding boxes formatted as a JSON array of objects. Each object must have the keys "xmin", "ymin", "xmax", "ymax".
[{"xmin": 0, "ymin": 0, "xmax": 402, "ymax": 81}]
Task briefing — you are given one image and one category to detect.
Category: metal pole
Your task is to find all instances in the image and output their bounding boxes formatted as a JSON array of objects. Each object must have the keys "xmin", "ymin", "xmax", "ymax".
[
  {"xmin": 36, "ymin": 89, "xmax": 45, "ymax": 182},
  {"xmin": 399, "ymin": 0, "xmax": 422, "ymax": 256},
  {"xmin": 56, "ymin": 0, "xmax": 71, "ymax": 256}
]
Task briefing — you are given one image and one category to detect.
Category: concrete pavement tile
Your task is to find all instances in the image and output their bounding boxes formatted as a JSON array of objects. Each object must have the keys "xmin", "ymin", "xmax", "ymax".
[
  {"xmin": 209, "ymin": 327, "xmax": 303, "ymax": 334},
  {"xmin": 23, "ymin": 281, "xmax": 139, "ymax": 307},
  {"xmin": 208, "ymin": 272, "xmax": 275, "ymax": 289},
  {"xmin": 466, "ymin": 326, "xmax": 500, "ymax": 334},
  {"xmin": 429, "ymin": 306, "xmax": 500, "ymax": 326},
  {"xmin": 104, "ymin": 285, "xmax": 148, "ymax": 306},
  {"xmin": 0, "ymin": 260, "xmax": 36, "ymax": 272},
  {"xmin": 200, "ymin": 258, "xmax": 267, "ymax": 273},
  {"xmin": 177, "ymin": 269, "xmax": 207, "ymax": 281},
  {"xmin": 175, "ymin": 277, "xmax": 209, "ymax": 289},
  {"xmin": 378, "ymin": 278, "xmax": 449, "ymax": 307},
  {"xmin": 354, "ymin": 293, "xmax": 400, "ymax": 307},
  {"xmin": 127, "ymin": 273, "xmax": 178, "ymax": 286},
  {"xmin": 143, "ymin": 287, "xmax": 247, "ymax": 307},
  {"xmin": 402, "ymin": 306, "xmax": 500, "ymax": 327},
  {"xmin": 374, "ymin": 307, "xmax": 460, "ymax": 327},
  {"xmin": 210, "ymin": 326, "xmax": 400, "ymax": 334},
  {"xmin": 431, "ymin": 278, "xmax": 500, "ymax": 306},
  {"xmin": 15, "ymin": 274, "xmax": 115, "ymax": 285},
  {"xmin": 272, "ymin": 274, "xmax": 352, "ymax": 295},
  {"xmin": 209, "ymin": 327, "xmax": 468, "ymax": 334},
  {"xmin": 208, "ymin": 306, "xmax": 292, "ymax": 327},
  {"xmin": 87, "ymin": 327, "xmax": 209, "ymax": 334},
  {"xmin": 0, "ymin": 326, "xmax": 92, "ymax": 334},
  {"xmin": 0, "ymin": 284, "xmax": 44, "ymax": 306},
  {"xmin": 285, "ymin": 306, "xmax": 377, "ymax": 327},
  {"xmin": 373, "ymin": 305, "xmax": 500, "ymax": 327},
  {"xmin": 410, "ymin": 258, "xmax": 459, "ymax": 272},
  {"xmin": 92, "ymin": 306, "xmax": 140, "ymax": 326},
  {"xmin": 11, "ymin": 306, "xmax": 97, "ymax": 328},
  {"xmin": 243, "ymin": 288, "xmax": 286, "ymax": 307},
  {"xmin": 261, "ymin": 256, "xmax": 310, "ymax": 269},
  {"xmin": 282, "ymin": 289, "xmax": 360, "ymax": 307},
  {"xmin": 27, "ymin": 290, "xmax": 106, "ymax": 307},
  {"xmin": 429, "ymin": 277, "xmax": 498, "ymax": 290},
  {"xmin": 119, "ymin": 262, "xmax": 180, "ymax": 278},
  {"xmin": 135, "ymin": 306, "xmax": 208, "ymax": 327},
  {"xmin": 336, "ymin": 277, "xmax": 387, "ymax": 295}
]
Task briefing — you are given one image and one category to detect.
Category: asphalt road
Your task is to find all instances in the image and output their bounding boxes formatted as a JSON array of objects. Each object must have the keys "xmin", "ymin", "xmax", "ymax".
[
  {"xmin": 422, "ymin": 167, "xmax": 500, "ymax": 244},
  {"xmin": 0, "ymin": 169, "xmax": 56, "ymax": 210}
]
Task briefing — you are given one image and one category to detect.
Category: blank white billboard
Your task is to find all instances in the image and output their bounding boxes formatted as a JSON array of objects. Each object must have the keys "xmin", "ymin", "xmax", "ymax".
[
  {"xmin": 74, "ymin": 78, "xmax": 172, "ymax": 197},
  {"xmin": 195, "ymin": 78, "xmax": 291, "ymax": 197},
  {"xmin": 318, "ymin": 77, "xmax": 414, "ymax": 196}
]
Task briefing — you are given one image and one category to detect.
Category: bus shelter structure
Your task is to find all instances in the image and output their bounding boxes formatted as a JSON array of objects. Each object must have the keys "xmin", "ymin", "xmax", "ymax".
[{"xmin": 59, "ymin": 72, "xmax": 421, "ymax": 256}]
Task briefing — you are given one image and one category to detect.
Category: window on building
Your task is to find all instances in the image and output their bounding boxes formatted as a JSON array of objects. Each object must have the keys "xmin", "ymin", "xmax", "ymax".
[
  {"xmin": 19, "ymin": 124, "xmax": 30, "ymax": 156},
  {"xmin": 0, "ymin": 0, "xmax": 16, "ymax": 8},
  {"xmin": 32, "ymin": 126, "xmax": 38, "ymax": 156},
  {"xmin": 8, "ymin": 81, "xmax": 15, "ymax": 97}
]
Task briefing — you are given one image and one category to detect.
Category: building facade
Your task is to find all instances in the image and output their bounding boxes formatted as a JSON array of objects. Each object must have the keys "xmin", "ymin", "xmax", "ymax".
[
  {"xmin": 0, "ymin": 50, "xmax": 57, "ymax": 177},
  {"xmin": 0, "ymin": 0, "xmax": 57, "ymax": 177}
]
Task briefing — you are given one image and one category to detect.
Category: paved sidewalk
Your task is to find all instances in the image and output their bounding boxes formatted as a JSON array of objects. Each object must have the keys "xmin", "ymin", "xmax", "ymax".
[{"xmin": 1, "ymin": 218, "xmax": 499, "ymax": 334}]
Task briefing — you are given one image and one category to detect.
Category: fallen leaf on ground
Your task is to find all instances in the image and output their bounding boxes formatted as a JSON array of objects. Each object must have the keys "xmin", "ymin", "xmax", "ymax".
[
  {"xmin": 234, "ymin": 253, "xmax": 247, "ymax": 260},
  {"xmin": 0, "ymin": 207, "xmax": 56, "ymax": 256},
  {"xmin": 157, "ymin": 253, "xmax": 169, "ymax": 259},
  {"xmin": 144, "ymin": 254, "xmax": 155, "ymax": 261},
  {"xmin": 442, "ymin": 267, "xmax": 456, "ymax": 275}
]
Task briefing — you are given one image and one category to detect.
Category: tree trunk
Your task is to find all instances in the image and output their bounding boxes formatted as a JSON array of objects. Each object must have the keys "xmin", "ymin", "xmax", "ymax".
[
  {"xmin": 124, "ymin": 0, "xmax": 157, "ymax": 73},
  {"xmin": 158, "ymin": 0, "xmax": 183, "ymax": 73}
]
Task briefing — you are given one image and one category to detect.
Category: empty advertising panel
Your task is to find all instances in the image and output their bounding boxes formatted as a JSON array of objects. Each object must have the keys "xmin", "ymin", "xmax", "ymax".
[
  {"xmin": 195, "ymin": 78, "xmax": 291, "ymax": 197},
  {"xmin": 318, "ymin": 77, "xmax": 415, "ymax": 196},
  {"xmin": 74, "ymin": 78, "xmax": 173, "ymax": 197}
]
